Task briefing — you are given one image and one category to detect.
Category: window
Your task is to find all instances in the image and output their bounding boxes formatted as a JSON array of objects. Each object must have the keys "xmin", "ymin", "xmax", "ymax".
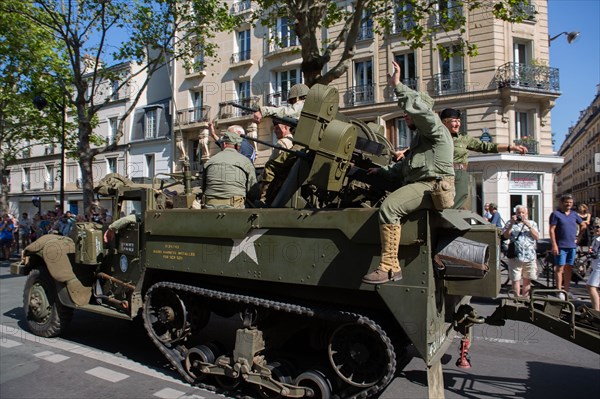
[
  {"xmin": 236, "ymin": 29, "xmax": 251, "ymax": 62},
  {"xmin": 107, "ymin": 157, "xmax": 117, "ymax": 174},
  {"xmin": 515, "ymin": 111, "xmax": 531, "ymax": 139},
  {"xmin": 22, "ymin": 140, "xmax": 31, "ymax": 158},
  {"xmin": 22, "ymin": 167, "xmax": 31, "ymax": 191},
  {"xmin": 145, "ymin": 109, "xmax": 158, "ymax": 139},
  {"xmin": 276, "ymin": 17, "xmax": 298, "ymax": 48},
  {"xmin": 435, "ymin": 45, "xmax": 464, "ymax": 95},
  {"xmin": 45, "ymin": 165, "xmax": 55, "ymax": 190},
  {"xmin": 111, "ymin": 80, "xmax": 120, "ymax": 101},
  {"xmin": 193, "ymin": 90, "xmax": 204, "ymax": 122},
  {"xmin": 351, "ymin": 59, "xmax": 374, "ymax": 105},
  {"xmin": 145, "ymin": 154, "xmax": 155, "ymax": 178},
  {"xmin": 436, "ymin": 0, "xmax": 463, "ymax": 26},
  {"xmin": 108, "ymin": 117, "xmax": 118, "ymax": 145},
  {"xmin": 270, "ymin": 69, "xmax": 301, "ymax": 105},
  {"xmin": 193, "ymin": 44, "xmax": 205, "ymax": 72},
  {"xmin": 513, "ymin": 42, "xmax": 531, "ymax": 66},
  {"xmin": 395, "ymin": 118, "xmax": 415, "ymax": 149},
  {"xmin": 238, "ymin": 80, "xmax": 251, "ymax": 101},
  {"xmin": 392, "ymin": 1, "xmax": 416, "ymax": 33},
  {"xmin": 394, "ymin": 53, "xmax": 417, "ymax": 90},
  {"xmin": 357, "ymin": 10, "xmax": 373, "ymax": 40}
]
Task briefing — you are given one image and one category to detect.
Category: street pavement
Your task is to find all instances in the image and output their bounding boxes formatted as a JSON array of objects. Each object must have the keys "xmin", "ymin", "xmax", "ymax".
[{"xmin": 1, "ymin": 255, "xmax": 599, "ymax": 399}]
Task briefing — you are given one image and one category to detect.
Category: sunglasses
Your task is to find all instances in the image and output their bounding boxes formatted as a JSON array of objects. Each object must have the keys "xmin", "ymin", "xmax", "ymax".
[{"xmin": 595, "ymin": 226, "xmax": 600, "ymax": 229}]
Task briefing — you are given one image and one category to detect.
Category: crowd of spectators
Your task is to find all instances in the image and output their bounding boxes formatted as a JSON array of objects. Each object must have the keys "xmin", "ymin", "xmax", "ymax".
[{"xmin": 0, "ymin": 204, "xmax": 112, "ymax": 260}]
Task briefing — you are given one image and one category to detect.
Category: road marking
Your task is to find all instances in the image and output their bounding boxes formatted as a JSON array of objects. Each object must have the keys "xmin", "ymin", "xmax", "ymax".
[
  {"xmin": 34, "ymin": 350, "xmax": 70, "ymax": 363},
  {"xmin": 0, "ymin": 323, "xmax": 186, "ymax": 385},
  {"xmin": 0, "ymin": 338, "xmax": 22, "ymax": 348},
  {"xmin": 153, "ymin": 387, "xmax": 206, "ymax": 399},
  {"xmin": 85, "ymin": 366, "xmax": 129, "ymax": 382}
]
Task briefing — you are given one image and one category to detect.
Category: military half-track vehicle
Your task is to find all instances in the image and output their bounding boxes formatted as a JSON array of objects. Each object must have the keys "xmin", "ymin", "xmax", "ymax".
[{"xmin": 13, "ymin": 84, "xmax": 516, "ymax": 399}]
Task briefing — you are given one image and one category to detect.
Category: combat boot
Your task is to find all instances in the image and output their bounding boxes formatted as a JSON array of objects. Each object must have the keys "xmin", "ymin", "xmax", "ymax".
[{"xmin": 362, "ymin": 224, "xmax": 403, "ymax": 285}]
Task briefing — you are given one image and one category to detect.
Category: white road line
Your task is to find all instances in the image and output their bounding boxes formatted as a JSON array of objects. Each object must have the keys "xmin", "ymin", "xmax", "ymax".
[
  {"xmin": 85, "ymin": 366, "xmax": 129, "ymax": 382},
  {"xmin": 0, "ymin": 323, "xmax": 185, "ymax": 385},
  {"xmin": 0, "ymin": 338, "xmax": 22, "ymax": 348},
  {"xmin": 34, "ymin": 350, "xmax": 70, "ymax": 363},
  {"xmin": 154, "ymin": 387, "xmax": 187, "ymax": 398}
]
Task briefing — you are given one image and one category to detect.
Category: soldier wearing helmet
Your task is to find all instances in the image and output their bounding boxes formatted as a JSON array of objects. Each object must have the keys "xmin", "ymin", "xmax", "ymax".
[{"xmin": 253, "ymin": 83, "xmax": 308, "ymax": 124}]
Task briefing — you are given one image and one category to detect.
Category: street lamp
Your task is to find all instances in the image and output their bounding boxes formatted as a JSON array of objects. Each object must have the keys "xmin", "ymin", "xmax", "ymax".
[
  {"xmin": 548, "ymin": 31, "xmax": 580, "ymax": 46},
  {"xmin": 32, "ymin": 94, "xmax": 66, "ymax": 214}
]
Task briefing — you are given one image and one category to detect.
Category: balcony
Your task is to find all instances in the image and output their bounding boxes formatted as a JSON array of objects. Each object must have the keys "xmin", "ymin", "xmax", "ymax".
[
  {"xmin": 392, "ymin": 16, "xmax": 417, "ymax": 34},
  {"xmin": 21, "ymin": 181, "xmax": 30, "ymax": 191},
  {"xmin": 495, "ymin": 62, "xmax": 560, "ymax": 93},
  {"xmin": 44, "ymin": 145, "xmax": 55, "ymax": 155},
  {"xmin": 344, "ymin": 85, "xmax": 375, "ymax": 106},
  {"xmin": 385, "ymin": 77, "xmax": 419, "ymax": 100},
  {"xmin": 218, "ymin": 96, "xmax": 260, "ymax": 119},
  {"xmin": 44, "ymin": 180, "xmax": 54, "ymax": 191},
  {"xmin": 433, "ymin": 70, "xmax": 465, "ymax": 96},
  {"xmin": 513, "ymin": 138, "xmax": 539, "ymax": 155},
  {"xmin": 357, "ymin": 23, "xmax": 373, "ymax": 41},
  {"xmin": 230, "ymin": 0, "xmax": 252, "ymax": 15},
  {"xmin": 263, "ymin": 36, "xmax": 299, "ymax": 57},
  {"xmin": 512, "ymin": 1, "xmax": 537, "ymax": 21},
  {"xmin": 230, "ymin": 50, "xmax": 251, "ymax": 64},
  {"xmin": 175, "ymin": 106, "xmax": 211, "ymax": 126}
]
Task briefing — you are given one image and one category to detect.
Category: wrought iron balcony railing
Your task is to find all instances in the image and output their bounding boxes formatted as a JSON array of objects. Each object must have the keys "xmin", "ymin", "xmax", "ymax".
[
  {"xmin": 512, "ymin": 1, "xmax": 537, "ymax": 21},
  {"xmin": 175, "ymin": 106, "xmax": 211, "ymax": 125},
  {"xmin": 357, "ymin": 23, "xmax": 373, "ymax": 41},
  {"xmin": 392, "ymin": 16, "xmax": 417, "ymax": 34},
  {"xmin": 230, "ymin": 0, "xmax": 251, "ymax": 14},
  {"xmin": 263, "ymin": 36, "xmax": 299, "ymax": 56},
  {"xmin": 495, "ymin": 62, "xmax": 560, "ymax": 93},
  {"xmin": 345, "ymin": 85, "xmax": 375, "ymax": 106},
  {"xmin": 513, "ymin": 138, "xmax": 539, "ymax": 155},
  {"xmin": 384, "ymin": 77, "xmax": 419, "ymax": 101},
  {"xmin": 433, "ymin": 70, "xmax": 465, "ymax": 96},
  {"xmin": 218, "ymin": 96, "xmax": 260, "ymax": 119},
  {"xmin": 231, "ymin": 50, "xmax": 251, "ymax": 64}
]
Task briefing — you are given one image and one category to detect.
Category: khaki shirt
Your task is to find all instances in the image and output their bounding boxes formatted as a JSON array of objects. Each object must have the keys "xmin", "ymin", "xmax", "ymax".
[
  {"xmin": 203, "ymin": 148, "xmax": 257, "ymax": 200},
  {"xmin": 379, "ymin": 83, "xmax": 454, "ymax": 183},
  {"xmin": 259, "ymin": 101, "xmax": 304, "ymax": 120},
  {"xmin": 453, "ymin": 134, "xmax": 499, "ymax": 165}
]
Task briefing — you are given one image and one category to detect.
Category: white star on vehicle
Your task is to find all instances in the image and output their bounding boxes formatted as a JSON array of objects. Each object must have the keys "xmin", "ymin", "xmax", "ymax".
[{"xmin": 229, "ymin": 229, "xmax": 268, "ymax": 265}]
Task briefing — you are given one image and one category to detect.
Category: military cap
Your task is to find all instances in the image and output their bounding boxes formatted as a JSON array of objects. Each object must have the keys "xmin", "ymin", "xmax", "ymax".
[
  {"xmin": 222, "ymin": 131, "xmax": 243, "ymax": 145},
  {"xmin": 440, "ymin": 108, "xmax": 461, "ymax": 119}
]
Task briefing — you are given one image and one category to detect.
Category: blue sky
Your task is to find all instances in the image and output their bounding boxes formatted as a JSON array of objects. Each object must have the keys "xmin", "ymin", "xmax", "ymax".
[{"xmin": 548, "ymin": 0, "xmax": 600, "ymax": 150}]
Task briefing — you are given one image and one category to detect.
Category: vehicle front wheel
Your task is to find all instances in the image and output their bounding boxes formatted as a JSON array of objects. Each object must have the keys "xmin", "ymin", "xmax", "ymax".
[{"xmin": 23, "ymin": 268, "xmax": 73, "ymax": 337}]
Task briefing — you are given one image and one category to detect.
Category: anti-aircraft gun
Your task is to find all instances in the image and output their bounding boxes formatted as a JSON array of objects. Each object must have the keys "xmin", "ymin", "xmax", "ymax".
[{"xmin": 13, "ymin": 84, "xmax": 596, "ymax": 399}]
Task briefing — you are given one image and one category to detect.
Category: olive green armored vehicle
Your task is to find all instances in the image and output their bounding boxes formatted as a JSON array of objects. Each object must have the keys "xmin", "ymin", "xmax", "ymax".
[{"xmin": 13, "ymin": 84, "xmax": 547, "ymax": 398}]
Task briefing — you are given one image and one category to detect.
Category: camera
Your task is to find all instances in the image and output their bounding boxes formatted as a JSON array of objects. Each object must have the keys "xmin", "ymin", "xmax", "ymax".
[{"xmin": 516, "ymin": 216, "xmax": 523, "ymax": 222}]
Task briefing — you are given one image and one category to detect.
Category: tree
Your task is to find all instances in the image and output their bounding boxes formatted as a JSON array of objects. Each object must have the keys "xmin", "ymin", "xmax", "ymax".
[
  {"xmin": 0, "ymin": 1, "xmax": 72, "ymax": 211},
  {"xmin": 1, "ymin": 0, "xmax": 238, "ymax": 215},
  {"xmin": 252, "ymin": 0, "xmax": 532, "ymax": 86}
]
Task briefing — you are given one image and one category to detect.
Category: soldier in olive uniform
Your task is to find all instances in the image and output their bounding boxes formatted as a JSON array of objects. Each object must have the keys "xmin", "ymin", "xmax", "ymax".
[
  {"xmin": 440, "ymin": 108, "xmax": 528, "ymax": 209},
  {"xmin": 254, "ymin": 83, "xmax": 308, "ymax": 206},
  {"xmin": 362, "ymin": 61, "xmax": 456, "ymax": 285},
  {"xmin": 203, "ymin": 128, "xmax": 258, "ymax": 209}
]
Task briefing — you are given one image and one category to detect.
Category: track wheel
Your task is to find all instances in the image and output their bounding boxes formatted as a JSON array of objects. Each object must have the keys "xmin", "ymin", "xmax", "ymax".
[
  {"xmin": 294, "ymin": 370, "xmax": 332, "ymax": 399},
  {"xmin": 184, "ymin": 343, "xmax": 219, "ymax": 381},
  {"xmin": 144, "ymin": 286, "xmax": 188, "ymax": 344},
  {"xmin": 23, "ymin": 268, "xmax": 73, "ymax": 338},
  {"xmin": 328, "ymin": 322, "xmax": 389, "ymax": 387},
  {"xmin": 257, "ymin": 361, "xmax": 295, "ymax": 399}
]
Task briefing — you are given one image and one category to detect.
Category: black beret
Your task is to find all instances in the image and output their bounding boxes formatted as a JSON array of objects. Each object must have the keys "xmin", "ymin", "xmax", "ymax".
[{"xmin": 440, "ymin": 108, "xmax": 461, "ymax": 119}]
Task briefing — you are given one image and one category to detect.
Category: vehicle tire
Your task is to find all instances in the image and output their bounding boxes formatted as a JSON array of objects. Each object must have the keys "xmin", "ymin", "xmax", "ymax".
[{"xmin": 23, "ymin": 268, "xmax": 73, "ymax": 338}]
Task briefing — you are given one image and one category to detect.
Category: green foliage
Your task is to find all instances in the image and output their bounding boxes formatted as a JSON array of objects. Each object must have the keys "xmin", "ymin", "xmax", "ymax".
[{"xmin": 251, "ymin": 0, "xmax": 535, "ymax": 85}]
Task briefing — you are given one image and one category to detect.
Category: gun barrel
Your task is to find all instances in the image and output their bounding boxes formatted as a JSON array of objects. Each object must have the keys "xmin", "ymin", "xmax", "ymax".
[{"xmin": 239, "ymin": 134, "xmax": 308, "ymax": 159}]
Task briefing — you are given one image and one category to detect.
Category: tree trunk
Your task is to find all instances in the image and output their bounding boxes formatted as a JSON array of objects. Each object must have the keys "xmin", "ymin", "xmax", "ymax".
[{"xmin": 77, "ymin": 116, "xmax": 95, "ymax": 218}]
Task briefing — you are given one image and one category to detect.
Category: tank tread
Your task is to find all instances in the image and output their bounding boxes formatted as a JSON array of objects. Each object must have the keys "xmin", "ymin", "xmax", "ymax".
[{"xmin": 143, "ymin": 281, "xmax": 397, "ymax": 399}]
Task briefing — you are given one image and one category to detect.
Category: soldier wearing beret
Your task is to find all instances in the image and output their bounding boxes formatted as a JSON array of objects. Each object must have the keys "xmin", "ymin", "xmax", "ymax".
[
  {"xmin": 440, "ymin": 108, "xmax": 528, "ymax": 209},
  {"xmin": 203, "ymin": 126, "xmax": 258, "ymax": 209}
]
